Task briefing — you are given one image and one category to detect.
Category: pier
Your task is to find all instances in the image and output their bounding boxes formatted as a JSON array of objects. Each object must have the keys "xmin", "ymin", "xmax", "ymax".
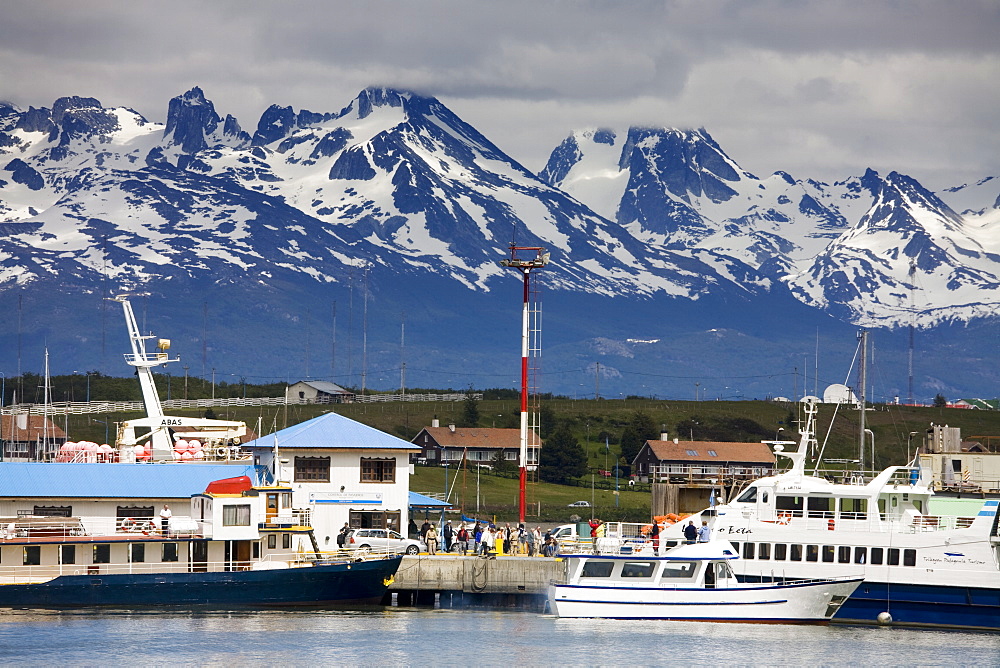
[{"xmin": 385, "ymin": 555, "xmax": 565, "ymax": 610}]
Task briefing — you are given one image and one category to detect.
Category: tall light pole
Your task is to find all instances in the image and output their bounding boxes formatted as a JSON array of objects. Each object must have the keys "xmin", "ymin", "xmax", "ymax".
[
  {"xmin": 907, "ymin": 431, "xmax": 919, "ymax": 464},
  {"xmin": 500, "ymin": 244, "xmax": 549, "ymax": 523}
]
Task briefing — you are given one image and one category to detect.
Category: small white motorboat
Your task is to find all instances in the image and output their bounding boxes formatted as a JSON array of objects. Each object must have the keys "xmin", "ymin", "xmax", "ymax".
[{"xmin": 549, "ymin": 540, "xmax": 862, "ymax": 623}]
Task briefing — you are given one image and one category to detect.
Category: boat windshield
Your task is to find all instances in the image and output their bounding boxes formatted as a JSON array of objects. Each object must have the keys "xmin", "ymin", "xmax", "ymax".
[
  {"xmin": 580, "ymin": 561, "xmax": 615, "ymax": 578},
  {"xmin": 661, "ymin": 562, "xmax": 696, "ymax": 579},
  {"xmin": 736, "ymin": 486, "xmax": 757, "ymax": 503}
]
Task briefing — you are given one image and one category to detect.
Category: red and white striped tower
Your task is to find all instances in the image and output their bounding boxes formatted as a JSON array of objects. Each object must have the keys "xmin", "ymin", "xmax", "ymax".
[{"xmin": 500, "ymin": 245, "xmax": 549, "ymax": 523}]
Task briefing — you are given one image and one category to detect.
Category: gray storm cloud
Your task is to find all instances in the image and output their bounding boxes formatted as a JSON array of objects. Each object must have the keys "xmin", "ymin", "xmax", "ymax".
[{"xmin": 0, "ymin": 0, "xmax": 997, "ymax": 186}]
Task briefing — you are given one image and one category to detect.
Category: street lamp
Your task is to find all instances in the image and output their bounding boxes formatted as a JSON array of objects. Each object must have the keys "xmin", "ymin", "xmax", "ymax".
[{"xmin": 92, "ymin": 418, "xmax": 109, "ymax": 445}]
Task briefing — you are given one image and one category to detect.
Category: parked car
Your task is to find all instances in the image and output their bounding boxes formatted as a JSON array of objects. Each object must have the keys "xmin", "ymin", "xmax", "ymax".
[
  {"xmin": 346, "ymin": 528, "xmax": 424, "ymax": 555},
  {"xmin": 567, "ymin": 501, "xmax": 591, "ymax": 508}
]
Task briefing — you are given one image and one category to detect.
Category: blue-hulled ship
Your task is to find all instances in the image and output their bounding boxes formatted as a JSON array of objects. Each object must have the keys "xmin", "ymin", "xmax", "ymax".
[{"xmin": 0, "ymin": 476, "xmax": 401, "ymax": 608}]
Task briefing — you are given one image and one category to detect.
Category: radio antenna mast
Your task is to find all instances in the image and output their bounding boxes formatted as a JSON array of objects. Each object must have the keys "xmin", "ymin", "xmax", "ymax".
[{"xmin": 500, "ymin": 244, "xmax": 549, "ymax": 523}]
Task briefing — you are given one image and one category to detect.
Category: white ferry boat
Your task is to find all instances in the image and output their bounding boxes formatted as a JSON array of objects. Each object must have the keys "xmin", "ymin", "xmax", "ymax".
[
  {"xmin": 549, "ymin": 540, "xmax": 861, "ymax": 622},
  {"xmin": 662, "ymin": 398, "xmax": 1000, "ymax": 630}
]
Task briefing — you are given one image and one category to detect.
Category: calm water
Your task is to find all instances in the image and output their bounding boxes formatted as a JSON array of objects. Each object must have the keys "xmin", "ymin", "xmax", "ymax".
[{"xmin": 0, "ymin": 607, "xmax": 998, "ymax": 666}]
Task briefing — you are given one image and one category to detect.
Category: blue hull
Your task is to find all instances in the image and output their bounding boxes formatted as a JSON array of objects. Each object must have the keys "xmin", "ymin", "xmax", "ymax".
[
  {"xmin": 741, "ymin": 575, "xmax": 1000, "ymax": 630},
  {"xmin": 837, "ymin": 580, "xmax": 1000, "ymax": 631},
  {"xmin": 0, "ymin": 557, "xmax": 402, "ymax": 609}
]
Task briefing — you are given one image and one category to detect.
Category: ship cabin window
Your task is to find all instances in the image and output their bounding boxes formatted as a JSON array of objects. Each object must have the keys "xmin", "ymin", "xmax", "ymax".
[
  {"xmin": 294, "ymin": 456, "xmax": 331, "ymax": 482},
  {"xmin": 838, "ymin": 546, "xmax": 851, "ymax": 563},
  {"xmin": 620, "ymin": 562, "xmax": 656, "ymax": 578},
  {"xmin": 33, "ymin": 505, "xmax": 72, "ymax": 517},
  {"xmin": 805, "ymin": 545, "xmax": 819, "ymax": 562},
  {"xmin": 736, "ymin": 487, "xmax": 757, "ymax": 503},
  {"xmin": 117, "ymin": 506, "xmax": 154, "ymax": 519},
  {"xmin": 822, "ymin": 545, "xmax": 835, "ymax": 562},
  {"xmin": 870, "ymin": 547, "xmax": 884, "ymax": 565},
  {"xmin": 130, "ymin": 543, "xmax": 145, "ymax": 563},
  {"xmin": 267, "ymin": 534, "xmax": 277, "ymax": 549},
  {"xmin": 790, "ymin": 544, "xmax": 803, "ymax": 561},
  {"xmin": 93, "ymin": 544, "xmax": 111, "ymax": 564},
  {"xmin": 282, "ymin": 534, "xmax": 291, "ymax": 549},
  {"xmin": 60, "ymin": 545, "xmax": 75, "ymax": 565},
  {"xmin": 758, "ymin": 543, "xmax": 770, "ymax": 560},
  {"xmin": 742, "ymin": 542, "xmax": 755, "ymax": 559},
  {"xmin": 807, "ymin": 496, "xmax": 834, "ymax": 519},
  {"xmin": 903, "ymin": 549, "xmax": 916, "ymax": 567},
  {"xmin": 854, "ymin": 547, "xmax": 867, "ymax": 564},
  {"xmin": 761, "ymin": 491, "xmax": 770, "ymax": 504},
  {"xmin": 774, "ymin": 543, "xmax": 787, "ymax": 561},
  {"xmin": 360, "ymin": 458, "xmax": 396, "ymax": 483},
  {"xmin": 162, "ymin": 543, "xmax": 179, "ymax": 562},
  {"xmin": 253, "ymin": 542, "xmax": 261, "ymax": 559},
  {"xmin": 661, "ymin": 561, "xmax": 697, "ymax": 579},
  {"xmin": 222, "ymin": 504, "xmax": 252, "ymax": 527},
  {"xmin": 839, "ymin": 498, "xmax": 867, "ymax": 520},
  {"xmin": 580, "ymin": 561, "xmax": 615, "ymax": 578},
  {"xmin": 776, "ymin": 496, "xmax": 803, "ymax": 515},
  {"xmin": 23, "ymin": 545, "xmax": 41, "ymax": 566},
  {"xmin": 887, "ymin": 548, "xmax": 900, "ymax": 566},
  {"xmin": 281, "ymin": 493, "xmax": 292, "ymax": 508}
]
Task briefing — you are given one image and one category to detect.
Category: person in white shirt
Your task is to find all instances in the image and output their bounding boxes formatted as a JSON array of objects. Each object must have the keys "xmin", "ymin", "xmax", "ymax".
[{"xmin": 159, "ymin": 504, "xmax": 172, "ymax": 535}]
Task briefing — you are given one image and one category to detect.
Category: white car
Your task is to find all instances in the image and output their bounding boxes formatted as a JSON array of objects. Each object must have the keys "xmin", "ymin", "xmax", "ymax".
[
  {"xmin": 567, "ymin": 501, "xmax": 591, "ymax": 508},
  {"xmin": 347, "ymin": 528, "xmax": 424, "ymax": 555}
]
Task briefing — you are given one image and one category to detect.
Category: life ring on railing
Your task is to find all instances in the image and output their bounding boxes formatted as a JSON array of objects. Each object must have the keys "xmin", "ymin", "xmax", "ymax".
[
  {"xmin": 121, "ymin": 518, "xmax": 135, "ymax": 532},
  {"xmin": 777, "ymin": 512, "xmax": 791, "ymax": 525},
  {"xmin": 216, "ymin": 447, "xmax": 229, "ymax": 459}
]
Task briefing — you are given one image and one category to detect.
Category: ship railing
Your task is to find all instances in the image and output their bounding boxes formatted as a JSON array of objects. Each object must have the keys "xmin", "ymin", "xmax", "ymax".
[
  {"xmin": 0, "ymin": 558, "xmax": 313, "ymax": 585},
  {"xmin": 1, "ymin": 516, "xmax": 200, "ymax": 540}
]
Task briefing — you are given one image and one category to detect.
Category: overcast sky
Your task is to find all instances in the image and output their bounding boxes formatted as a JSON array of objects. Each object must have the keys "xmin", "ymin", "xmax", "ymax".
[{"xmin": 1, "ymin": 0, "xmax": 998, "ymax": 189}]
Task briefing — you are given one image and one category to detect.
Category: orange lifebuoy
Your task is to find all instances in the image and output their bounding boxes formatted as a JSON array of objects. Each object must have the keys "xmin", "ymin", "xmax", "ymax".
[
  {"xmin": 121, "ymin": 518, "xmax": 135, "ymax": 532},
  {"xmin": 778, "ymin": 512, "xmax": 791, "ymax": 525},
  {"xmin": 827, "ymin": 518, "xmax": 835, "ymax": 531}
]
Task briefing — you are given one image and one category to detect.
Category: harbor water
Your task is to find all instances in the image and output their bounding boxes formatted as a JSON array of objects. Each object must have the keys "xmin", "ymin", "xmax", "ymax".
[{"xmin": 1, "ymin": 607, "xmax": 998, "ymax": 665}]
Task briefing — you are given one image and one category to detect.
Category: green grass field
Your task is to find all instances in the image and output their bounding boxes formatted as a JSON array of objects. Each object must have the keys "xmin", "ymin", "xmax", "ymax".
[{"xmin": 410, "ymin": 463, "xmax": 653, "ymax": 523}]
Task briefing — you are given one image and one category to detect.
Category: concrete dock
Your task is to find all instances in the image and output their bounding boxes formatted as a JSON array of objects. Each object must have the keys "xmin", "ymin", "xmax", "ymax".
[{"xmin": 385, "ymin": 555, "xmax": 566, "ymax": 610}]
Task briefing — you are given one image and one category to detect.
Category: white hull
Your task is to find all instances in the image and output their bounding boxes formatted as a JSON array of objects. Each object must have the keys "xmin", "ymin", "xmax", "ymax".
[{"xmin": 550, "ymin": 578, "xmax": 860, "ymax": 622}]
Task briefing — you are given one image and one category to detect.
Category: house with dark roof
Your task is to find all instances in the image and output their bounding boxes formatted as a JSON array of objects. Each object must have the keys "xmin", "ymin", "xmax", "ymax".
[
  {"xmin": 0, "ymin": 414, "xmax": 68, "ymax": 461},
  {"xmin": 285, "ymin": 380, "xmax": 355, "ymax": 404},
  {"xmin": 411, "ymin": 422, "xmax": 539, "ymax": 469},
  {"xmin": 632, "ymin": 438, "xmax": 775, "ymax": 484}
]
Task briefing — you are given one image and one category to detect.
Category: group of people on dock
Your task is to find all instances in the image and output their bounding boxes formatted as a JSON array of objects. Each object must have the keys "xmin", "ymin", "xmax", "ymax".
[{"xmin": 411, "ymin": 519, "xmax": 558, "ymax": 557}]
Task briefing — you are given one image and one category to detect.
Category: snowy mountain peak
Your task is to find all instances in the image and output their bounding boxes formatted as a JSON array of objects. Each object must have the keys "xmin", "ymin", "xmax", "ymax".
[
  {"xmin": 340, "ymin": 87, "xmax": 411, "ymax": 120},
  {"xmin": 163, "ymin": 87, "xmax": 247, "ymax": 154}
]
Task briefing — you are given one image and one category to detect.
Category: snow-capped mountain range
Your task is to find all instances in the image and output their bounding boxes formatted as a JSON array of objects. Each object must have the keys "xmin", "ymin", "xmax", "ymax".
[
  {"xmin": 540, "ymin": 126, "xmax": 1000, "ymax": 327},
  {"xmin": 0, "ymin": 87, "xmax": 997, "ymax": 399}
]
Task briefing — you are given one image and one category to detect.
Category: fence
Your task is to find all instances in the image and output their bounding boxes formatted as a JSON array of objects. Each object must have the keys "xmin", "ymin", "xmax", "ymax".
[{"xmin": 0, "ymin": 393, "xmax": 482, "ymax": 416}]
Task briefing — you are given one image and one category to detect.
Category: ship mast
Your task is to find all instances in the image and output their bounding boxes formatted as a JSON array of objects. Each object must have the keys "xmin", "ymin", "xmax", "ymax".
[{"xmin": 857, "ymin": 328, "xmax": 868, "ymax": 471}]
